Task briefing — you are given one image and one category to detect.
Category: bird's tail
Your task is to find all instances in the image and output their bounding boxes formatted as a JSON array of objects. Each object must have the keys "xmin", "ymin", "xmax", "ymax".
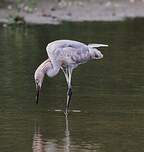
[{"xmin": 88, "ymin": 44, "xmax": 108, "ymax": 48}]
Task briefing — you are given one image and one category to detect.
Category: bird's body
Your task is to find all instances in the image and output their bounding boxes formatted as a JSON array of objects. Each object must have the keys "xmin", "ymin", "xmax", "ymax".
[
  {"xmin": 34, "ymin": 40, "xmax": 108, "ymax": 115},
  {"xmin": 47, "ymin": 40, "xmax": 90, "ymax": 68}
]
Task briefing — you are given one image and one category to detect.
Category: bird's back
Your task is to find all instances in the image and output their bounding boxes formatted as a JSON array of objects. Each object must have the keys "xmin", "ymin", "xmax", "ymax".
[
  {"xmin": 47, "ymin": 40, "xmax": 88, "ymax": 50},
  {"xmin": 46, "ymin": 40, "xmax": 90, "ymax": 68}
]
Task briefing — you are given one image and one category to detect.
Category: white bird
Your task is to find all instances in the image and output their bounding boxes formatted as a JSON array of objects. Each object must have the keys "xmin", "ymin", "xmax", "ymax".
[{"xmin": 34, "ymin": 40, "xmax": 108, "ymax": 115}]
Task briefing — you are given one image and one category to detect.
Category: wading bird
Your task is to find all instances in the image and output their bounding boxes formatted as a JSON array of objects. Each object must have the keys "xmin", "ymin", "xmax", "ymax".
[{"xmin": 34, "ymin": 40, "xmax": 108, "ymax": 115}]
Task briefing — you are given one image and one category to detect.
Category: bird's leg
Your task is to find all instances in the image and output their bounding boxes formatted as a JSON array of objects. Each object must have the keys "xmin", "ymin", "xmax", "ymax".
[
  {"xmin": 65, "ymin": 67, "xmax": 73, "ymax": 115},
  {"xmin": 61, "ymin": 67, "xmax": 70, "ymax": 115},
  {"xmin": 61, "ymin": 67, "xmax": 69, "ymax": 83},
  {"xmin": 65, "ymin": 87, "xmax": 72, "ymax": 115},
  {"xmin": 62, "ymin": 66, "xmax": 73, "ymax": 115}
]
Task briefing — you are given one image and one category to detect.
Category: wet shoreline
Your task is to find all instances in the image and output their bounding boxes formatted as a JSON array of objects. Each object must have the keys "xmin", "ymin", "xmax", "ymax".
[{"xmin": 1, "ymin": 0, "xmax": 144, "ymax": 25}]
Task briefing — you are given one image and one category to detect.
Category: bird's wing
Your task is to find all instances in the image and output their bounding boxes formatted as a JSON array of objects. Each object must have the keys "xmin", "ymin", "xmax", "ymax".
[
  {"xmin": 46, "ymin": 43, "xmax": 89, "ymax": 68},
  {"xmin": 88, "ymin": 44, "xmax": 108, "ymax": 48},
  {"xmin": 62, "ymin": 46, "xmax": 90, "ymax": 65}
]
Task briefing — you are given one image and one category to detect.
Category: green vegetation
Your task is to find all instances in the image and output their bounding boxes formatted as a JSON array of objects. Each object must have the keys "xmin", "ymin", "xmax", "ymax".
[{"xmin": 6, "ymin": 0, "xmax": 38, "ymax": 24}]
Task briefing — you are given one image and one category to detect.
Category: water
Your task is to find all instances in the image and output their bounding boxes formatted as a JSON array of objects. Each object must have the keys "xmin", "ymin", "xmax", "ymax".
[{"xmin": 0, "ymin": 19, "xmax": 144, "ymax": 152}]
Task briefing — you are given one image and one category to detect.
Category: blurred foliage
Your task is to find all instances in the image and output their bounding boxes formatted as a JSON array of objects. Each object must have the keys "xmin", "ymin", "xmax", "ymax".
[
  {"xmin": 14, "ymin": 0, "xmax": 37, "ymax": 12},
  {"xmin": 0, "ymin": 0, "xmax": 37, "ymax": 11},
  {"xmin": 4, "ymin": 0, "xmax": 38, "ymax": 24}
]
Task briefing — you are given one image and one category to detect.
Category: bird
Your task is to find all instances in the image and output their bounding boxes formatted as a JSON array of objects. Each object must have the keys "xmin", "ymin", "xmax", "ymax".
[{"xmin": 34, "ymin": 40, "xmax": 108, "ymax": 115}]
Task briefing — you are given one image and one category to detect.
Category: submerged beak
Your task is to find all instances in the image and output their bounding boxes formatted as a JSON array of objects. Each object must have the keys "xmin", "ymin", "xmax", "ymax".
[{"xmin": 35, "ymin": 84, "xmax": 40, "ymax": 104}]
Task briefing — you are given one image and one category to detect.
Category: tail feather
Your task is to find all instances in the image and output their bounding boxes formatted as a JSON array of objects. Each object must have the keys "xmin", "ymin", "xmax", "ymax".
[{"xmin": 88, "ymin": 44, "xmax": 108, "ymax": 48}]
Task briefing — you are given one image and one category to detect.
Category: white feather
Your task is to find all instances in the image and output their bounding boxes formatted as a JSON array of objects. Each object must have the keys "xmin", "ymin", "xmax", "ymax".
[{"xmin": 88, "ymin": 44, "xmax": 108, "ymax": 48}]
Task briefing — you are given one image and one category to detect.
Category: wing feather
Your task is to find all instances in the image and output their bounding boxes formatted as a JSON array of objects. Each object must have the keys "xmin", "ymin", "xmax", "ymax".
[{"xmin": 88, "ymin": 44, "xmax": 108, "ymax": 48}]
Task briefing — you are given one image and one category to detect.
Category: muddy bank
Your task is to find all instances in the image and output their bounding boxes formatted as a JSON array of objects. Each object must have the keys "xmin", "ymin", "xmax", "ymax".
[{"xmin": 1, "ymin": 0, "xmax": 144, "ymax": 24}]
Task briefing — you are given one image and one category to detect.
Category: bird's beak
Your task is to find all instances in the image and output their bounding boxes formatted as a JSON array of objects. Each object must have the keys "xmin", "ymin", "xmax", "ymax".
[{"xmin": 35, "ymin": 84, "xmax": 40, "ymax": 104}]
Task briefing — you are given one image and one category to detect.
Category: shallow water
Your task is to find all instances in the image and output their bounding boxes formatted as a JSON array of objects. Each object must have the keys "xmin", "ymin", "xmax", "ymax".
[{"xmin": 0, "ymin": 19, "xmax": 144, "ymax": 152}]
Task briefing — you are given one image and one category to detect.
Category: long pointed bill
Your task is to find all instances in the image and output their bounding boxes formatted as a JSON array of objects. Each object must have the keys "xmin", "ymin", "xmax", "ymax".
[{"xmin": 35, "ymin": 86, "xmax": 40, "ymax": 104}]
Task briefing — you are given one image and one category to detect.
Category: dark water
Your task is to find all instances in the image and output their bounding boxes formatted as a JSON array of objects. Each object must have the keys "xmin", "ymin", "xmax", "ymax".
[{"xmin": 0, "ymin": 19, "xmax": 144, "ymax": 152}]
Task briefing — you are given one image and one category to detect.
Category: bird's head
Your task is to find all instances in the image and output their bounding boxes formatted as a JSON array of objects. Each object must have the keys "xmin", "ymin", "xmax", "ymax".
[
  {"xmin": 34, "ymin": 59, "xmax": 53, "ymax": 104},
  {"xmin": 88, "ymin": 47, "xmax": 103, "ymax": 60},
  {"xmin": 34, "ymin": 65, "xmax": 45, "ymax": 104},
  {"xmin": 93, "ymin": 49, "xmax": 103, "ymax": 59}
]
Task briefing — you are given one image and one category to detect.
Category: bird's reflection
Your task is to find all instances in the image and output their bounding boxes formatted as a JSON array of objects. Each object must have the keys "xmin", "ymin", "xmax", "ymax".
[
  {"xmin": 32, "ymin": 125, "xmax": 45, "ymax": 152},
  {"xmin": 32, "ymin": 116, "xmax": 70, "ymax": 152},
  {"xmin": 64, "ymin": 116, "xmax": 70, "ymax": 152}
]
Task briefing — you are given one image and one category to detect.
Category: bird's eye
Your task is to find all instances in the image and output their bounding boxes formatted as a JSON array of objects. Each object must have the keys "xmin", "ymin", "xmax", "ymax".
[{"xmin": 95, "ymin": 54, "xmax": 99, "ymax": 58}]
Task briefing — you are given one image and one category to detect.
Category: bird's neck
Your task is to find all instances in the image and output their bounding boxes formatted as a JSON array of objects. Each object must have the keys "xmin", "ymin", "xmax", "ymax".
[
  {"xmin": 38, "ymin": 59, "xmax": 60, "ymax": 77},
  {"xmin": 37, "ymin": 59, "xmax": 52, "ymax": 74}
]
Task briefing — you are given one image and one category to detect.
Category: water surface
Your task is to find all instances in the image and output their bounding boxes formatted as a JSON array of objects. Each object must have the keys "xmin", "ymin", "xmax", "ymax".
[{"xmin": 0, "ymin": 19, "xmax": 144, "ymax": 152}]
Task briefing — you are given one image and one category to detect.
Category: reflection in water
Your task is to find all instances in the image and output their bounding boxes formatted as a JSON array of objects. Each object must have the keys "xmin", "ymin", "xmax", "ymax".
[
  {"xmin": 32, "ymin": 124, "xmax": 57, "ymax": 152},
  {"xmin": 32, "ymin": 127, "xmax": 45, "ymax": 152},
  {"xmin": 32, "ymin": 116, "xmax": 104, "ymax": 151},
  {"xmin": 64, "ymin": 116, "xmax": 70, "ymax": 152},
  {"xmin": 32, "ymin": 116, "xmax": 70, "ymax": 152}
]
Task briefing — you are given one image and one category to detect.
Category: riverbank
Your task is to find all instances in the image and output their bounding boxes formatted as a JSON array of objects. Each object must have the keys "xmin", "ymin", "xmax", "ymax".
[{"xmin": 1, "ymin": 0, "xmax": 144, "ymax": 25}]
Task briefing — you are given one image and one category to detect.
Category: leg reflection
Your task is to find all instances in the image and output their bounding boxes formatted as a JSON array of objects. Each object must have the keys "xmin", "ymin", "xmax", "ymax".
[
  {"xmin": 64, "ymin": 115, "xmax": 71, "ymax": 152},
  {"xmin": 32, "ymin": 117, "xmax": 71, "ymax": 152}
]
